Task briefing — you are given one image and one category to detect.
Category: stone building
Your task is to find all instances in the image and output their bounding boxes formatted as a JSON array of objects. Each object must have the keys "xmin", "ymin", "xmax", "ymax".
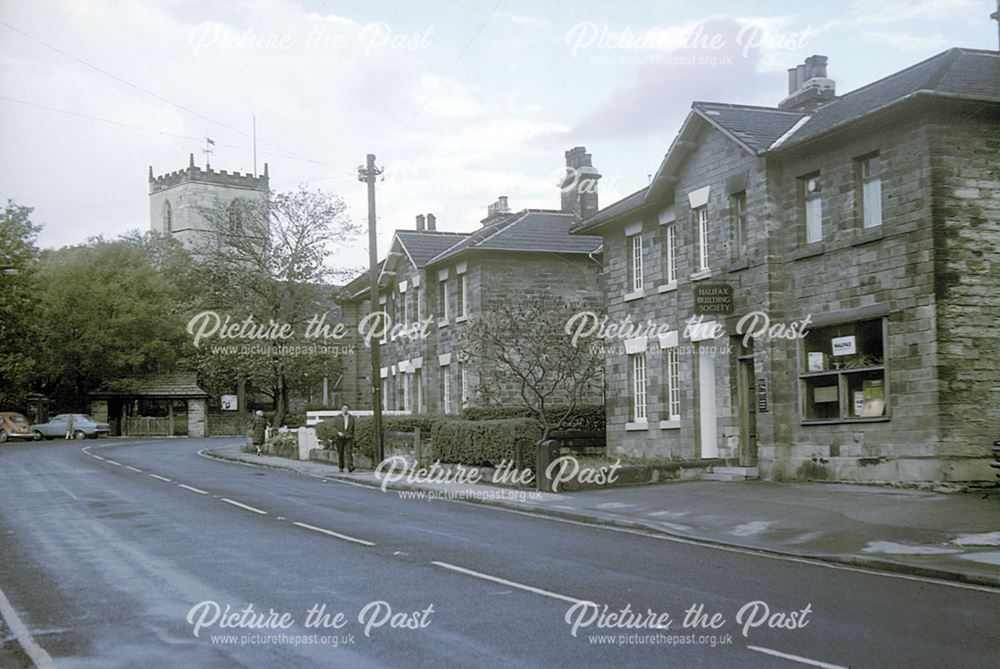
[
  {"xmin": 149, "ymin": 154, "xmax": 269, "ymax": 251},
  {"xmin": 338, "ymin": 148, "xmax": 605, "ymax": 414},
  {"xmin": 573, "ymin": 48, "xmax": 1000, "ymax": 483}
]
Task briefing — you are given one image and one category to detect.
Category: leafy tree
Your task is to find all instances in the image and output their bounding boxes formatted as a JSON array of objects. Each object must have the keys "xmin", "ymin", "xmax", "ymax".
[
  {"xmin": 33, "ymin": 238, "xmax": 191, "ymax": 409},
  {"xmin": 0, "ymin": 200, "xmax": 42, "ymax": 407},
  {"xmin": 191, "ymin": 185, "xmax": 359, "ymax": 426},
  {"xmin": 458, "ymin": 294, "xmax": 605, "ymax": 440}
]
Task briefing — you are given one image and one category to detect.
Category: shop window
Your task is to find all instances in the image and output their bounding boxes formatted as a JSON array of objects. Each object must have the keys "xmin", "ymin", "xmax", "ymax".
[{"xmin": 800, "ymin": 318, "xmax": 887, "ymax": 422}]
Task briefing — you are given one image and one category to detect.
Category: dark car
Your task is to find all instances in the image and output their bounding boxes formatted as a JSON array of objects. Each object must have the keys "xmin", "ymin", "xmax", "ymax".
[
  {"xmin": 0, "ymin": 412, "xmax": 35, "ymax": 442},
  {"xmin": 32, "ymin": 414, "xmax": 111, "ymax": 440}
]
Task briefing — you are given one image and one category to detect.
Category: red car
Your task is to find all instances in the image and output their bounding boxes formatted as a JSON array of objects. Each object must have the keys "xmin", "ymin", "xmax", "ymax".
[{"xmin": 0, "ymin": 412, "xmax": 35, "ymax": 442}]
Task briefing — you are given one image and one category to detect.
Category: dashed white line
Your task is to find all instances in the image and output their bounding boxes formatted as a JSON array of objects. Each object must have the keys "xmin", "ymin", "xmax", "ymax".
[
  {"xmin": 293, "ymin": 522, "xmax": 375, "ymax": 547},
  {"xmin": 748, "ymin": 645, "xmax": 848, "ymax": 669},
  {"xmin": 431, "ymin": 561, "xmax": 589, "ymax": 605},
  {"xmin": 105, "ymin": 459, "xmax": 121, "ymax": 466},
  {"xmin": 92, "ymin": 455, "xmax": 106, "ymax": 461},
  {"xmin": 221, "ymin": 498, "xmax": 267, "ymax": 515},
  {"xmin": 148, "ymin": 474, "xmax": 172, "ymax": 482},
  {"xmin": 0, "ymin": 584, "xmax": 56, "ymax": 669},
  {"xmin": 125, "ymin": 466, "xmax": 143, "ymax": 473},
  {"xmin": 178, "ymin": 484, "xmax": 208, "ymax": 495}
]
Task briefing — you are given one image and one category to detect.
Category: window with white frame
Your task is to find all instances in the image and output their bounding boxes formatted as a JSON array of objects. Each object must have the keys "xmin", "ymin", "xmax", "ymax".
[
  {"xmin": 859, "ymin": 154, "xmax": 882, "ymax": 229},
  {"xmin": 630, "ymin": 352, "xmax": 647, "ymax": 422},
  {"xmin": 401, "ymin": 289, "xmax": 409, "ymax": 325},
  {"xmin": 731, "ymin": 191, "xmax": 747, "ymax": 258},
  {"xmin": 416, "ymin": 285, "xmax": 423, "ymax": 322},
  {"xmin": 662, "ymin": 223, "xmax": 677, "ymax": 284},
  {"xmin": 665, "ymin": 346, "xmax": 680, "ymax": 420},
  {"xmin": 441, "ymin": 365, "xmax": 451, "ymax": 414},
  {"xmin": 460, "ymin": 362, "xmax": 469, "ymax": 407},
  {"xmin": 629, "ymin": 233, "xmax": 644, "ymax": 291},
  {"xmin": 438, "ymin": 278, "xmax": 449, "ymax": 320},
  {"xmin": 457, "ymin": 274, "xmax": 467, "ymax": 317},
  {"xmin": 801, "ymin": 173, "xmax": 822, "ymax": 243},
  {"xmin": 695, "ymin": 206, "xmax": 710, "ymax": 271},
  {"xmin": 402, "ymin": 373, "xmax": 410, "ymax": 412},
  {"xmin": 381, "ymin": 378, "xmax": 388, "ymax": 412},
  {"xmin": 414, "ymin": 368, "xmax": 423, "ymax": 413}
]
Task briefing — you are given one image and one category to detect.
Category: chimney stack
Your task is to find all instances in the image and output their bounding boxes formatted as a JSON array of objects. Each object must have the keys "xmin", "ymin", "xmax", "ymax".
[
  {"xmin": 779, "ymin": 55, "xmax": 835, "ymax": 112},
  {"xmin": 416, "ymin": 214, "xmax": 426, "ymax": 231},
  {"xmin": 559, "ymin": 146, "xmax": 601, "ymax": 220},
  {"xmin": 426, "ymin": 213, "xmax": 436, "ymax": 231},
  {"xmin": 481, "ymin": 196, "xmax": 512, "ymax": 226}
]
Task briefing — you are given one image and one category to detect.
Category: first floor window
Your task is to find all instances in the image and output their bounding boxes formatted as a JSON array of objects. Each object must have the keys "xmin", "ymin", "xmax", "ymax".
[
  {"xmin": 663, "ymin": 223, "xmax": 677, "ymax": 284},
  {"xmin": 441, "ymin": 366, "xmax": 451, "ymax": 414},
  {"xmin": 695, "ymin": 207, "xmax": 709, "ymax": 271},
  {"xmin": 629, "ymin": 233, "xmax": 644, "ymax": 291},
  {"xmin": 665, "ymin": 347, "xmax": 680, "ymax": 420},
  {"xmin": 402, "ymin": 374, "xmax": 410, "ymax": 412},
  {"xmin": 414, "ymin": 368, "xmax": 423, "ymax": 413},
  {"xmin": 630, "ymin": 353, "xmax": 647, "ymax": 422},
  {"xmin": 802, "ymin": 174, "xmax": 822, "ymax": 244},
  {"xmin": 438, "ymin": 280, "xmax": 449, "ymax": 320},
  {"xmin": 859, "ymin": 154, "xmax": 882, "ymax": 229},
  {"xmin": 800, "ymin": 318, "xmax": 886, "ymax": 422},
  {"xmin": 457, "ymin": 274, "xmax": 467, "ymax": 317},
  {"xmin": 731, "ymin": 191, "xmax": 747, "ymax": 258}
]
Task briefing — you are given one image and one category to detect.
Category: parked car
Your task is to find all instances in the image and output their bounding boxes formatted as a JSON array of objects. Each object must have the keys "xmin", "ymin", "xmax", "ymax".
[
  {"xmin": 0, "ymin": 412, "xmax": 35, "ymax": 442},
  {"xmin": 32, "ymin": 414, "xmax": 110, "ymax": 440}
]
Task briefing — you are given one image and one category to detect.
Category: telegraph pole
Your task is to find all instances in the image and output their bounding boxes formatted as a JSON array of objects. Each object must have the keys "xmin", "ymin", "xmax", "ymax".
[{"xmin": 358, "ymin": 154, "xmax": 384, "ymax": 464}]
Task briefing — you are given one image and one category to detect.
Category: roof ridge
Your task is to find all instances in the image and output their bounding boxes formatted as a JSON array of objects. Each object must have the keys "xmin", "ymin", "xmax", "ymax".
[{"xmin": 693, "ymin": 101, "xmax": 797, "ymax": 114}]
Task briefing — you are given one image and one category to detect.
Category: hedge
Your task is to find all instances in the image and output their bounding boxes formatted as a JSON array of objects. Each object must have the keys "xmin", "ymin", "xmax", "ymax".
[
  {"xmin": 316, "ymin": 415, "xmax": 442, "ymax": 460},
  {"xmin": 459, "ymin": 404, "xmax": 605, "ymax": 433},
  {"xmin": 431, "ymin": 418, "xmax": 541, "ymax": 467},
  {"xmin": 269, "ymin": 432, "xmax": 299, "ymax": 459}
]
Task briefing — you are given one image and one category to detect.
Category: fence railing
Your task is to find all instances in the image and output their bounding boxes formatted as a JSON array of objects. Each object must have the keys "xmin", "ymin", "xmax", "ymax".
[{"xmin": 124, "ymin": 416, "xmax": 171, "ymax": 436}]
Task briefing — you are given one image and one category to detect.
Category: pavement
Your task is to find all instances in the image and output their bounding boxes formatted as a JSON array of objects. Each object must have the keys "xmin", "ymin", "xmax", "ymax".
[{"xmin": 207, "ymin": 441, "xmax": 1000, "ymax": 588}]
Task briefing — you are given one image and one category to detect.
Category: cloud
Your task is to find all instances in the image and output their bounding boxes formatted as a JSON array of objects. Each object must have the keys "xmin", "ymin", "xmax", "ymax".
[
  {"xmin": 861, "ymin": 31, "xmax": 953, "ymax": 51},
  {"xmin": 570, "ymin": 18, "xmax": 789, "ymax": 141}
]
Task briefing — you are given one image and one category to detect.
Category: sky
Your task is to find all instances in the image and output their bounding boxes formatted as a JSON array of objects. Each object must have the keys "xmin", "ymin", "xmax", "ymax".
[{"xmin": 1, "ymin": 0, "xmax": 996, "ymax": 272}]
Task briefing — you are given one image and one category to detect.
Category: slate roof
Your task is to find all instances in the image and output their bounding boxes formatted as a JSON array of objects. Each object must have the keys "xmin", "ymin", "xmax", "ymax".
[
  {"xmin": 91, "ymin": 373, "xmax": 209, "ymax": 398},
  {"xmin": 426, "ymin": 210, "xmax": 602, "ymax": 265},
  {"xmin": 395, "ymin": 230, "xmax": 469, "ymax": 267},
  {"xmin": 692, "ymin": 103, "xmax": 804, "ymax": 152},
  {"xmin": 776, "ymin": 47, "xmax": 1000, "ymax": 149},
  {"xmin": 571, "ymin": 186, "xmax": 651, "ymax": 232}
]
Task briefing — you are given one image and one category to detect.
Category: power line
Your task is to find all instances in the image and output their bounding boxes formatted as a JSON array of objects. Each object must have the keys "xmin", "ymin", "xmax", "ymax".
[
  {"xmin": 0, "ymin": 18, "xmax": 357, "ymax": 175},
  {"xmin": 388, "ymin": 0, "xmax": 503, "ymax": 152}
]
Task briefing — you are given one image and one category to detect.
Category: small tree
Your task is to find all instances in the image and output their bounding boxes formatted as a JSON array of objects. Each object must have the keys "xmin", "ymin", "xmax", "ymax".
[
  {"xmin": 193, "ymin": 186, "xmax": 359, "ymax": 427},
  {"xmin": 459, "ymin": 294, "xmax": 604, "ymax": 441}
]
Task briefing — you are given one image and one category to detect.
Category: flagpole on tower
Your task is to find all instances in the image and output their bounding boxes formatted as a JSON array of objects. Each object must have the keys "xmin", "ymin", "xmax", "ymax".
[
  {"xmin": 252, "ymin": 115, "xmax": 258, "ymax": 177},
  {"xmin": 202, "ymin": 137, "xmax": 215, "ymax": 168}
]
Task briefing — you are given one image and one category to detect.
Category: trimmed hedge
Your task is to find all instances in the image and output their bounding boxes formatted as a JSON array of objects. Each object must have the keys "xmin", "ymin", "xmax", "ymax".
[
  {"xmin": 316, "ymin": 415, "xmax": 442, "ymax": 460},
  {"xmin": 459, "ymin": 404, "xmax": 605, "ymax": 433},
  {"xmin": 432, "ymin": 418, "xmax": 541, "ymax": 467}
]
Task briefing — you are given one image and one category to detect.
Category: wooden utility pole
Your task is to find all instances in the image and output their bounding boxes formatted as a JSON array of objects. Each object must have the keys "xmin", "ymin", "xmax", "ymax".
[{"xmin": 358, "ymin": 154, "xmax": 384, "ymax": 464}]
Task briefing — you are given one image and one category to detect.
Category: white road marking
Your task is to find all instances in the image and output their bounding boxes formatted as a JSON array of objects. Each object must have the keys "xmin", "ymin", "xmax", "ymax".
[
  {"xmin": 748, "ymin": 645, "xmax": 849, "ymax": 669},
  {"xmin": 105, "ymin": 460, "xmax": 121, "ymax": 466},
  {"xmin": 148, "ymin": 474, "xmax": 172, "ymax": 482},
  {"xmin": 92, "ymin": 454, "xmax": 106, "ymax": 460},
  {"xmin": 125, "ymin": 466, "xmax": 143, "ymax": 473},
  {"xmin": 431, "ymin": 561, "xmax": 590, "ymax": 605},
  {"xmin": 0, "ymin": 584, "xmax": 56, "ymax": 669},
  {"xmin": 221, "ymin": 498, "xmax": 267, "ymax": 515},
  {"xmin": 293, "ymin": 522, "xmax": 375, "ymax": 547},
  {"xmin": 178, "ymin": 484, "xmax": 208, "ymax": 495}
]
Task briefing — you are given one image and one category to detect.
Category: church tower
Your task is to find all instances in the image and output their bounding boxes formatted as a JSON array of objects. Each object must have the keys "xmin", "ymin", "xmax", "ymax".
[{"xmin": 149, "ymin": 153, "xmax": 269, "ymax": 251}]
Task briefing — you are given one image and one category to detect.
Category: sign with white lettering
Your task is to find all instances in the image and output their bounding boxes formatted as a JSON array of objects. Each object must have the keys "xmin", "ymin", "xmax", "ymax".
[{"xmin": 694, "ymin": 284, "xmax": 734, "ymax": 315}]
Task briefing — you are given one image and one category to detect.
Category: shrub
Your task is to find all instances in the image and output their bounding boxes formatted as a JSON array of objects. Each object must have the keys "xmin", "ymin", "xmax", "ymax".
[
  {"xmin": 459, "ymin": 404, "xmax": 605, "ymax": 433},
  {"xmin": 432, "ymin": 418, "xmax": 541, "ymax": 467},
  {"xmin": 269, "ymin": 432, "xmax": 299, "ymax": 459},
  {"xmin": 282, "ymin": 412, "xmax": 306, "ymax": 429}
]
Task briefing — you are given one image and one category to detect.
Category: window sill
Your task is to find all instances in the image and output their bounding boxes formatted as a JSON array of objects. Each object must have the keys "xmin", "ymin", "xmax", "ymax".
[
  {"xmin": 658, "ymin": 419, "xmax": 680, "ymax": 430},
  {"xmin": 690, "ymin": 269, "xmax": 711, "ymax": 281},
  {"xmin": 625, "ymin": 421, "xmax": 649, "ymax": 431},
  {"xmin": 623, "ymin": 289, "xmax": 645, "ymax": 302},
  {"xmin": 850, "ymin": 227, "xmax": 884, "ymax": 247},
  {"xmin": 455, "ymin": 315, "xmax": 468, "ymax": 323},
  {"xmin": 791, "ymin": 243, "xmax": 825, "ymax": 261},
  {"xmin": 656, "ymin": 282, "xmax": 677, "ymax": 294},
  {"xmin": 800, "ymin": 417, "xmax": 890, "ymax": 426},
  {"xmin": 437, "ymin": 319, "xmax": 449, "ymax": 329}
]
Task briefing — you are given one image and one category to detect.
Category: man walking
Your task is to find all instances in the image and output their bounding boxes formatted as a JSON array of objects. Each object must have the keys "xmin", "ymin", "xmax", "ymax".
[{"xmin": 334, "ymin": 404, "xmax": 355, "ymax": 472}]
